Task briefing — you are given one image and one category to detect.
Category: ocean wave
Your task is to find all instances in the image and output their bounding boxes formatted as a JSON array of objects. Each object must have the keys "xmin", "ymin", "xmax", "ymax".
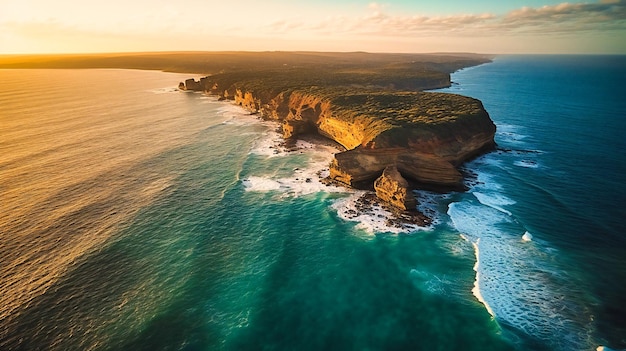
[
  {"xmin": 496, "ymin": 124, "xmax": 530, "ymax": 146},
  {"xmin": 513, "ymin": 159, "xmax": 540, "ymax": 168},
  {"xmin": 217, "ymin": 105, "xmax": 262, "ymax": 127},
  {"xmin": 241, "ymin": 176, "xmax": 283, "ymax": 192},
  {"xmin": 241, "ymin": 167, "xmax": 346, "ymax": 197},
  {"xmin": 449, "ymin": 197, "xmax": 595, "ymax": 350},
  {"xmin": 247, "ymin": 128, "xmax": 288, "ymax": 157},
  {"xmin": 472, "ymin": 191, "xmax": 515, "ymax": 216}
]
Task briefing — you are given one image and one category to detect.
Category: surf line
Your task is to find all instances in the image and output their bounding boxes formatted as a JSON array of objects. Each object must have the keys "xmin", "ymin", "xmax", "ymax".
[{"xmin": 460, "ymin": 234, "xmax": 496, "ymax": 318}]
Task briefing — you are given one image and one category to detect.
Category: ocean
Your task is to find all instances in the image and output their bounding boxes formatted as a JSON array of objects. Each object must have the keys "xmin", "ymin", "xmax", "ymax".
[{"xmin": 0, "ymin": 56, "xmax": 624, "ymax": 351}]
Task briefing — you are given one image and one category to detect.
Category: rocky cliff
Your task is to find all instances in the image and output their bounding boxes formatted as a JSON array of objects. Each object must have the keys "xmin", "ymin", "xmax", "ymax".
[{"xmin": 179, "ymin": 57, "xmax": 495, "ymax": 208}]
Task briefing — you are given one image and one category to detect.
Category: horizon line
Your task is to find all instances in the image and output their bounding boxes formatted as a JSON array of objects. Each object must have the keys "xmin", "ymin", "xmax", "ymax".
[{"xmin": 1, "ymin": 50, "xmax": 625, "ymax": 57}]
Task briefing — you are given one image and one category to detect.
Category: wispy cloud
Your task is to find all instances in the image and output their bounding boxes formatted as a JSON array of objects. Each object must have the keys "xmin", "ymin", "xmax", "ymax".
[
  {"xmin": 2, "ymin": 0, "xmax": 624, "ymax": 53},
  {"xmin": 263, "ymin": 0, "xmax": 626, "ymax": 37},
  {"xmin": 502, "ymin": 0, "xmax": 626, "ymax": 32}
]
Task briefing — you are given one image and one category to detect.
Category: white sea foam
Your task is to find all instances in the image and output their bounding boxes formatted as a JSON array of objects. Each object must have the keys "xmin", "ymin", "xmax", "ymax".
[
  {"xmin": 496, "ymin": 124, "xmax": 529, "ymax": 146},
  {"xmin": 514, "ymin": 160, "xmax": 540, "ymax": 168},
  {"xmin": 522, "ymin": 231, "xmax": 533, "ymax": 242},
  {"xmin": 242, "ymin": 135, "xmax": 347, "ymax": 197},
  {"xmin": 473, "ymin": 192, "xmax": 514, "ymax": 216},
  {"xmin": 241, "ymin": 177, "xmax": 282, "ymax": 192},
  {"xmin": 468, "ymin": 168, "xmax": 503, "ymax": 191},
  {"xmin": 241, "ymin": 168, "xmax": 345, "ymax": 198},
  {"xmin": 331, "ymin": 192, "xmax": 429, "ymax": 235},
  {"xmin": 333, "ymin": 193, "xmax": 400, "ymax": 234},
  {"xmin": 466, "ymin": 238, "xmax": 495, "ymax": 317},
  {"xmin": 217, "ymin": 104, "xmax": 263, "ymax": 126},
  {"xmin": 248, "ymin": 128, "xmax": 287, "ymax": 157}
]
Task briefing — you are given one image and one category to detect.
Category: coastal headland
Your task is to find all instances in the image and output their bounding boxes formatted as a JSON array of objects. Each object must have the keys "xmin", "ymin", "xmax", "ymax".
[
  {"xmin": 173, "ymin": 52, "xmax": 496, "ymax": 213},
  {"xmin": 1, "ymin": 51, "xmax": 496, "ymax": 216}
]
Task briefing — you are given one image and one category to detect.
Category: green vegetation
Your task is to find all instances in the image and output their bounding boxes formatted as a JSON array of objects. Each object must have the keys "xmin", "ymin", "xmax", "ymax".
[
  {"xmin": 0, "ymin": 51, "xmax": 491, "ymax": 136},
  {"xmin": 316, "ymin": 90, "xmax": 484, "ymax": 126},
  {"xmin": 151, "ymin": 52, "xmax": 491, "ymax": 129}
]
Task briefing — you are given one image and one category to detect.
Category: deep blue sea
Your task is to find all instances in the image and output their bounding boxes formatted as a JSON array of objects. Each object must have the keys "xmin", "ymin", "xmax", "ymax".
[{"xmin": 1, "ymin": 56, "xmax": 625, "ymax": 351}]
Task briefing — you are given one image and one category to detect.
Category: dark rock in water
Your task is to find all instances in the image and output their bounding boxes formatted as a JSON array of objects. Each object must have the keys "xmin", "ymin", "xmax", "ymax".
[
  {"xmin": 183, "ymin": 78, "xmax": 203, "ymax": 91},
  {"xmin": 374, "ymin": 166, "xmax": 417, "ymax": 211},
  {"xmin": 354, "ymin": 193, "xmax": 431, "ymax": 228}
]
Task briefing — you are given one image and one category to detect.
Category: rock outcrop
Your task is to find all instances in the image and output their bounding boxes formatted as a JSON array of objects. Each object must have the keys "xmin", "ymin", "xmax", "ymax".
[
  {"xmin": 182, "ymin": 78, "xmax": 203, "ymax": 91},
  {"xmin": 374, "ymin": 166, "xmax": 417, "ymax": 211}
]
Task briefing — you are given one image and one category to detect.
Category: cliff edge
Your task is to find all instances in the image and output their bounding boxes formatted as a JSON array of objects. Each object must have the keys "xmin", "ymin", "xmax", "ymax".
[{"xmin": 178, "ymin": 52, "xmax": 495, "ymax": 211}]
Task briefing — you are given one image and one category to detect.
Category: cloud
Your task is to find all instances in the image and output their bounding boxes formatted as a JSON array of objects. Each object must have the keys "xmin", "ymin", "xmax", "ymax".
[
  {"xmin": 506, "ymin": 0, "xmax": 626, "ymax": 22},
  {"xmin": 262, "ymin": 0, "xmax": 626, "ymax": 37},
  {"xmin": 2, "ymin": 0, "xmax": 624, "ymax": 53}
]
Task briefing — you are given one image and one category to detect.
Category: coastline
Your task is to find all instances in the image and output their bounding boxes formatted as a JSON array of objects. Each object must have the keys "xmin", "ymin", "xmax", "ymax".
[
  {"xmin": 173, "ymin": 53, "xmax": 496, "ymax": 229},
  {"xmin": 4, "ymin": 56, "xmax": 625, "ymax": 351},
  {"xmin": 213, "ymin": 92, "xmax": 436, "ymax": 232}
]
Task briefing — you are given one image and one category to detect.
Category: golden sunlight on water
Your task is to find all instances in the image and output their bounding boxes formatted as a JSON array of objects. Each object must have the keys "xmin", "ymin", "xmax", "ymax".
[{"xmin": 0, "ymin": 69, "xmax": 208, "ymax": 324}]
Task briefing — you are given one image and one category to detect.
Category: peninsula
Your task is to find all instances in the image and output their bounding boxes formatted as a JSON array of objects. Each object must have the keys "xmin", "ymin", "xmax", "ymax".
[
  {"xmin": 0, "ymin": 51, "xmax": 496, "ymax": 214},
  {"xmin": 174, "ymin": 52, "xmax": 496, "ymax": 212}
]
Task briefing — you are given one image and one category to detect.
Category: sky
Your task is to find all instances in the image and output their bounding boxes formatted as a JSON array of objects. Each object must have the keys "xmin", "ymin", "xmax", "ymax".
[{"xmin": 1, "ymin": 0, "xmax": 625, "ymax": 54}]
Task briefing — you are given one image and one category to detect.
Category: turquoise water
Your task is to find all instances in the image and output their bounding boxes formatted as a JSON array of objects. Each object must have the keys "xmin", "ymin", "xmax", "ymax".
[{"xmin": 1, "ymin": 58, "xmax": 624, "ymax": 351}]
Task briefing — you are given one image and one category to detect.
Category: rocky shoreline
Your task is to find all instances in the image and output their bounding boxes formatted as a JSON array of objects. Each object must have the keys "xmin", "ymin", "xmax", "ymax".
[
  {"xmin": 177, "ymin": 52, "xmax": 496, "ymax": 225},
  {"xmin": 344, "ymin": 192, "xmax": 432, "ymax": 229}
]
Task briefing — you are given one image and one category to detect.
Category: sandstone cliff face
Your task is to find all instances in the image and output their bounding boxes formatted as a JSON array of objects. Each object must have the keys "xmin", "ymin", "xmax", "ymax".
[
  {"xmin": 256, "ymin": 90, "xmax": 493, "ymax": 189},
  {"xmin": 258, "ymin": 90, "xmax": 393, "ymax": 148},
  {"xmin": 180, "ymin": 75, "xmax": 495, "ymax": 192},
  {"xmin": 374, "ymin": 166, "xmax": 417, "ymax": 211},
  {"xmin": 175, "ymin": 53, "xmax": 496, "ymax": 211},
  {"xmin": 329, "ymin": 148, "xmax": 463, "ymax": 189}
]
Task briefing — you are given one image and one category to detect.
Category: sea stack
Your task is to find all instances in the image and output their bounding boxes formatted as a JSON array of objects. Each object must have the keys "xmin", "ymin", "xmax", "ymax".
[{"xmin": 374, "ymin": 166, "xmax": 417, "ymax": 211}]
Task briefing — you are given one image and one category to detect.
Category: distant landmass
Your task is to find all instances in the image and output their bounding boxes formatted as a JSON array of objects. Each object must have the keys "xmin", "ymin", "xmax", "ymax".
[{"xmin": 1, "ymin": 51, "xmax": 496, "ymax": 219}]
